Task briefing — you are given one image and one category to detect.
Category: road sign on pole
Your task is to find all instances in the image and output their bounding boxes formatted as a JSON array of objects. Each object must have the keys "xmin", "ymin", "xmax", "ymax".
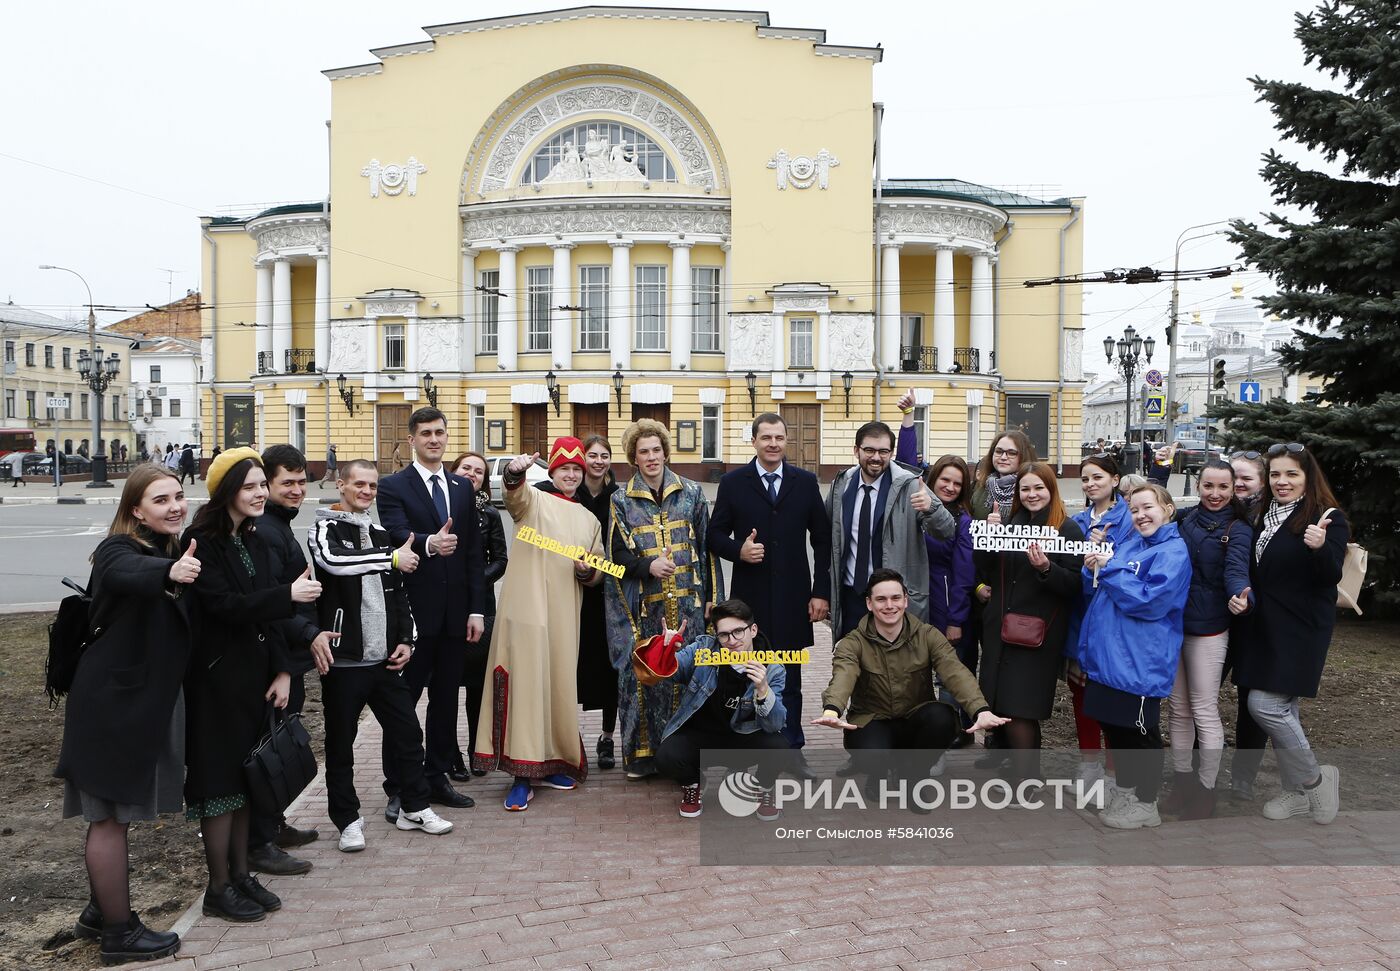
[
  {"xmin": 1239, "ymin": 381, "xmax": 1261, "ymax": 403},
  {"xmin": 1145, "ymin": 369, "xmax": 1164, "ymax": 388},
  {"xmin": 1145, "ymin": 392, "xmax": 1166, "ymax": 419},
  {"xmin": 45, "ymin": 397, "xmax": 68, "ymax": 408}
]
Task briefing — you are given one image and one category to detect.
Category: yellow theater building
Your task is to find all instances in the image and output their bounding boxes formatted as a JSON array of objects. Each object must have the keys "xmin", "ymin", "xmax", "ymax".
[{"xmin": 199, "ymin": 6, "xmax": 1086, "ymax": 478}]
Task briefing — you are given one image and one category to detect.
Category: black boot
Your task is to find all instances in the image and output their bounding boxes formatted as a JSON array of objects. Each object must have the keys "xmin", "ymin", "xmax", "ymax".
[
  {"xmin": 75, "ymin": 896, "xmax": 103, "ymax": 941},
  {"xmin": 275, "ymin": 821, "xmax": 319, "ymax": 848},
  {"xmin": 233, "ymin": 874, "xmax": 282, "ymax": 912},
  {"xmin": 449, "ymin": 752, "xmax": 471, "ymax": 783},
  {"xmin": 202, "ymin": 883, "xmax": 265, "ymax": 923},
  {"xmin": 99, "ymin": 912, "xmax": 179, "ymax": 965},
  {"xmin": 248, "ymin": 842, "xmax": 312, "ymax": 876},
  {"xmin": 596, "ymin": 735, "xmax": 616, "ymax": 770}
]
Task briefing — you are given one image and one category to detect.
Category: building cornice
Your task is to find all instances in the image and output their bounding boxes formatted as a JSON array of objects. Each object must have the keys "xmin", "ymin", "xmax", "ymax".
[{"xmin": 462, "ymin": 195, "xmax": 730, "ymax": 246}]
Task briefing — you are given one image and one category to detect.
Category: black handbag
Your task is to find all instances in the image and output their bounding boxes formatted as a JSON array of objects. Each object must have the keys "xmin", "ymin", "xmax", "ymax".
[{"xmin": 243, "ymin": 703, "xmax": 318, "ymax": 818}]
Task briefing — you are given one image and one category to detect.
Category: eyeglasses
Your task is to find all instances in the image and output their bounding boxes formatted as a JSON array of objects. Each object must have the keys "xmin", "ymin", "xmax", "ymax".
[
  {"xmin": 1230, "ymin": 450, "xmax": 1262, "ymax": 461},
  {"xmin": 1267, "ymin": 443, "xmax": 1305, "ymax": 457},
  {"xmin": 993, "ymin": 447, "xmax": 1020, "ymax": 458},
  {"xmin": 714, "ymin": 626, "xmax": 752, "ymax": 644},
  {"xmin": 858, "ymin": 447, "xmax": 892, "ymax": 459}
]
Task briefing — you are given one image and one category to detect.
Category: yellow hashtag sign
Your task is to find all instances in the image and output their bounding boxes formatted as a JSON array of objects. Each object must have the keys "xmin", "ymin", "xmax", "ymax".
[
  {"xmin": 514, "ymin": 525, "xmax": 626, "ymax": 578},
  {"xmin": 693, "ymin": 648, "xmax": 812, "ymax": 666}
]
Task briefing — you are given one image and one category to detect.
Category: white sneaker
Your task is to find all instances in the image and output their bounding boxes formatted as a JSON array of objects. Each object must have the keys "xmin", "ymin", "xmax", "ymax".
[
  {"xmin": 1102, "ymin": 795, "xmax": 1161, "ymax": 830},
  {"xmin": 338, "ymin": 817, "xmax": 366, "ymax": 853},
  {"xmin": 396, "ymin": 806, "xmax": 454, "ymax": 835},
  {"xmin": 1098, "ymin": 784, "xmax": 1132, "ymax": 817},
  {"xmin": 1076, "ymin": 761, "xmax": 1105, "ymax": 788},
  {"xmin": 929, "ymin": 755, "xmax": 947, "ymax": 778},
  {"xmin": 1262, "ymin": 789, "xmax": 1311, "ymax": 820},
  {"xmin": 1305, "ymin": 765, "xmax": 1340, "ymax": 825}
]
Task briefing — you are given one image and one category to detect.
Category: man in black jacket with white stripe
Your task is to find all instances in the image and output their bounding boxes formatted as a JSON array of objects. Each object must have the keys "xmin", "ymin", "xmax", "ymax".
[{"xmin": 308, "ymin": 459, "xmax": 454, "ymax": 851}]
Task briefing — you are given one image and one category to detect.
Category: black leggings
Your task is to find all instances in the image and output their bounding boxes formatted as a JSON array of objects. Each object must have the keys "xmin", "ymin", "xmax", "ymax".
[
  {"xmin": 1101, "ymin": 722, "xmax": 1164, "ymax": 803},
  {"xmin": 844, "ymin": 703, "xmax": 961, "ymax": 781}
]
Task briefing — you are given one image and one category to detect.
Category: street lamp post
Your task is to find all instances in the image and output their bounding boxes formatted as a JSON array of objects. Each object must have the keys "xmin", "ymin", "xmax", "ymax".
[
  {"xmin": 1166, "ymin": 220, "xmax": 1230, "ymax": 443},
  {"xmin": 39, "ymin": 264, "xmax": 115, "ymax": 488},
  {"xmin": 76, "ymin": 346, "xmax": 120, "ymax": 487},
  {"xmin": 1104, "ymin": 325, "xmax": 1154, "ymax": 473}
]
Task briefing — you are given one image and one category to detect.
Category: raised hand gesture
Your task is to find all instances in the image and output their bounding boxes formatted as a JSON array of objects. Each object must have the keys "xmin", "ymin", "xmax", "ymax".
[
  {"xmin": 1304, "ymin": 512, "xmax": 1332, "ymax": 550},
  {"xmin": 169, "ymin": 537, "xmax": 201, "ymax": 584},
  {"xmin": 739, "ymin": 528, "xmax": 765, "ymax": 564},
  {"xmin": 429, "ymin": 517, "xmax": 457, "ymax": 557},
  {"xmin": 291, "ymin": 564, "xmax": 321, "ymax": 603},
  {"xmin": 395, "ymin": 532, "xmax": 420, "ymax": 574}
]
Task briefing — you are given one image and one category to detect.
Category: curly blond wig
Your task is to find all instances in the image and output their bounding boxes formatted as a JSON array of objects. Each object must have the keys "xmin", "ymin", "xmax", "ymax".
[{"xmin": 622, "ymin": 419, "xmax": 671, "ymax": 465}]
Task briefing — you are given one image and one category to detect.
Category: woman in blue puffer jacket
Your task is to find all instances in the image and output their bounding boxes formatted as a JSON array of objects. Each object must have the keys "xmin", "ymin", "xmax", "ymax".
[
  {"xmin": 1160, "ymin": 461, "xmax": 1253, "ymax": 819},
  {"xmin": 1066, "ymin": 454, "xmax": 1135, "ymax": 786},
  {"xmin": 1080, "ymin": 482, "xmax": 1191, "ymax": 831}
]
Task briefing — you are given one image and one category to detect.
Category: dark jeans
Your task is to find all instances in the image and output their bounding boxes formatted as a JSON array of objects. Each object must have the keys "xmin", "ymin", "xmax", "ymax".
[
  {"xmin": 1232, "ymin": 687, "xmax": 1269, "ymax": 787},
  {"xmin": 460, "ymin": 617, "xmax": 493, "ymax": 758},
  {"xmin": 655, "ymin": 725, "xmax": 790, "ymax": 788},
  {"xmin": 249, "ymin": 674, "xmax": 305, "ymax": 849},
  {"xmin": 1102, "ymin": 721, "xmax": 1165, "ymax": 803},
  {"xmin": 324, "ymin": 664, "xmax": 430, "ymax": 830},
  {"xmin": 838, "ymin": 584, "xmax": 868, "ymax": 640},
  {"xmin": 781, "ymin": 662, "xmax": 805, "ymax": 749},
  {"xmin": 383, "ymin": 633, "xmax": 463, "ymax": 795},
  {"xmin": 843, "ymin": 702, "xmax": 960, "ymax": 781}
]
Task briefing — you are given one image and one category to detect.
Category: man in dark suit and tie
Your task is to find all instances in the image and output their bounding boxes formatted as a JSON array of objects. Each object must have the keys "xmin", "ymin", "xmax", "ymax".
[
  {"xmin": 376, "ymin": 407, "xmax": 486, "ymax": 818},
  {"xmin": 708, "ymin": 413, "xmax": 831, "ymax": 751}
]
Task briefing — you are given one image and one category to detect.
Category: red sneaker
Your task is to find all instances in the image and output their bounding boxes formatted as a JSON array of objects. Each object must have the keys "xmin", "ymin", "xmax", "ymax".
[
  {"xmin": 679, "ymin": 784, "xmax": 703, "ymax": 818},
  {"xmin": 756, "ymin": 787, "xmax": 780, "ymax": 822}
]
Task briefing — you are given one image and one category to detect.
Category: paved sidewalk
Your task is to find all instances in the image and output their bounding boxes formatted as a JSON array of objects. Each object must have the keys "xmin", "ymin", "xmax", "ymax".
[{"xmin": 141, "ymin": 624, "xmax": 1400, "ymax": 971}]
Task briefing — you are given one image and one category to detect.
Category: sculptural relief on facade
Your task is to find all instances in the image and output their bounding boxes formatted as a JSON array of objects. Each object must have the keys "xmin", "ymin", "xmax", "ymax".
[
  {"xmin": 1062, "ymin": 327, "xmax": 1084, "ymax": 382},
  {"xmin": 727, "ymin": 313, "xmax": 775, "ymax": 371},
  {"xmin": 326, "ymin": 319, "xmax": 367, "ymax": 373},
  {"xmin": 417, "ymin": 319, "xmax": 462, "ymax": 371},
  {"xmin": 767, "ymin": 149, "xmax": 839, "ymax": 190},
  {"xmin": 362, "ymin": 158, "xmax": 427, "ymax": 198},
  {"xmin": 539, "ymin": 129, "xmax": 646, "ymax": 183},
  {"xmin": 254, "ymin": 223, "xmax": 328, "ymax": 258},
  {"xmin": 461, "ymin": 202, "xmax": 730, "ymax": 242},
  {"xmin": 877, "ymin": 205, "xmax": 998, "ymax": 244},
  {"xmin": 828, "ymin": 313, "xmax": 875, "ymax": 371}
]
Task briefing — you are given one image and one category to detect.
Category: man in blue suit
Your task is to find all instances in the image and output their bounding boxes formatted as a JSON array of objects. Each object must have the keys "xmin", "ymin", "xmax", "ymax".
[
  {"xmin": 375, "ymin": 407, "xmax": 486, "ymax": 818},
  {"xmin": 708, "ymin": 413, "xmax": 831, "ymax": 752}
]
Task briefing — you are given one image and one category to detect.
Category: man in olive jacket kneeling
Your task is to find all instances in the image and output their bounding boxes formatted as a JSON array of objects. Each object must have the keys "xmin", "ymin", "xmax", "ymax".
[{"xmin": 815, "ymin": 568, "xmax": 1008, "ymax": 790}]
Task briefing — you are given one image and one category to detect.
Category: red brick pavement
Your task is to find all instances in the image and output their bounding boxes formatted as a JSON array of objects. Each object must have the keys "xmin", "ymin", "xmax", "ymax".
[{"xmin": 138, "ymin": 622, "xmax": 1400, "ymax": 971}]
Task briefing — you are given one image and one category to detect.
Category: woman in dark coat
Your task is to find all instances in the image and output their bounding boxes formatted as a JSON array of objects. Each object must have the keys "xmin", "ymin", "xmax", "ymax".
[
  {"xmin": 54, "ymin": 465, "xmax": 197, "ymax": 964},
  {"xmin": 183, "ymin": 449, "xmax": 321, "ymax": 922},
  {"xmin": 1233, "ymin": 443, "xmax": 1349, "ymax": 825},
  {"xmin": 450, "ymin": 452, "xmax": 508, "ymax": 780},
  {"xmin": 563, "ymin": 435, "xmax": 619, "ymax": 768},
  {"xmin": 974, "ymin": 462, "xmax": 1084, "ymax": 781}
]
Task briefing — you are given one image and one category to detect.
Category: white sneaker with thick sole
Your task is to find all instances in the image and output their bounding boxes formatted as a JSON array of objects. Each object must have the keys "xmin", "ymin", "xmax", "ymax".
[
  {"xmin": 338, "ymin": 817, "xmax": 366, "ymax": 853},
  {"xmin": 396, "ymin": 806, "xmax": 454, "ymax": 835},
  {"xmin": 1098, "ymin": 785, "xmax": 1132, "ymax": 817},
  {"xmin": 1262, "ymin": 790, "xmax": 1311, "ymax": 820},
  {"xmin": 1306, "ymin": 764, "xmax": 1340, "ymax": 824},
  {"xmin": 929, "ymin": 755, "xmax": 947, "ymax": 778},
  {"xmin": 1076, "ymin": 761, "xmax": 1106, "ymax": 788},
  {"xmin": 1102, "ymin": 795, "xmax": 1161, "ymax": 830}
]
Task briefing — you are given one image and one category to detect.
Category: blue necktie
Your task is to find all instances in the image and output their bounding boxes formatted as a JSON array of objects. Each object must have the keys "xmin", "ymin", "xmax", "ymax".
[
  {"xmin": 764, "ymin": 472, "xmax": 778, "ymax": 506},
  {"xmin": 430, "ymin": 473, "xmax": 449, "ymax": 525}
]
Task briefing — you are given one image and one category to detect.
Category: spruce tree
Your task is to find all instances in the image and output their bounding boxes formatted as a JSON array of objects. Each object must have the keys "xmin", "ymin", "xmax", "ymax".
[{"xmin": 1217, "ymin": 0, "xmax": 1400, "ymax": 606}]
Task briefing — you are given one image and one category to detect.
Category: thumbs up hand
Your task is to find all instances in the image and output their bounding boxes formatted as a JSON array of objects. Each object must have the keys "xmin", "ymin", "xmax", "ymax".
[
  {"xmin": 910, "ymin": 485, "xmax": 933, "ymax": 512},
  {"xmin": 507, "ymin": 452, "xmax": 540, "ymax": 476},
  {"xmin": 740, "ymin": 527, "xmax": 765, "ymax": 564},
  {"xmin": 1304, "ymin": 513, "xmax": 1332, "ymax": 551},
  {"xmin": 395, "ymin": 532, "xmax": 420, "ymax": 574},
  {"xmin": 429, "ymin": 517, "xmax": 458, "ymax": 557},
  {"xmin": 169, "ymin": 537, "xmax": 201, "ymax": 584},
  {"xmin": 291, "ymin": 564, "xmax": 322, "ymax": 603},
  {"xmin": 1228, "ymin": 586, "xmax": 1252, "ymax": 615}
]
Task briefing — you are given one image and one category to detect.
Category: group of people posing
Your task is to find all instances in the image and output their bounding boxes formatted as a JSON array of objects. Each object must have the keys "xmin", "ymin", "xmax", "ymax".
[{"xmin": 53, "ymin": 399, "xmax": 1351, "ymax": 965}]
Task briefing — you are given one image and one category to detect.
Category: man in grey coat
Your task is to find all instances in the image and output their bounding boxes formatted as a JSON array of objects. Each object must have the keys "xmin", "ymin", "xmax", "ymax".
[{"xmin": 825, "ymin": 421, "xmax": 955, "ymax": 639}]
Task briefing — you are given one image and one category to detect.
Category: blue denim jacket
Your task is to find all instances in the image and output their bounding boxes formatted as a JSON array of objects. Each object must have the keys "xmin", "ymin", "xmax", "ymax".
[{"xmin": 660, "ymin": 633, "xmax": 788, "ymax": 744}]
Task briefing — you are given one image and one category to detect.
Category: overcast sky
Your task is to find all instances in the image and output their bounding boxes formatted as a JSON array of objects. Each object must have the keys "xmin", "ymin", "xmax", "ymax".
[{"xmin": 1, "ymin": 1, "xmax": 1314, "ymax": 365}]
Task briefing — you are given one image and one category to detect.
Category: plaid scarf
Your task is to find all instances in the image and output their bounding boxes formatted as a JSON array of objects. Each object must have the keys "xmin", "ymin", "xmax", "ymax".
[{"xmin": 1255, "ymin": 499, "xmax": 1300, "ymax": 563}]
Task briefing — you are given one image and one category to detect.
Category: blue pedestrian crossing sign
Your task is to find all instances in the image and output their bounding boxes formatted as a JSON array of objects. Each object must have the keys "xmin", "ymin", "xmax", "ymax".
[
  {"xmin": 1240, "ymin": 382, "xmax": 1261, "ymax": 403},
  {"xmin": 1144, "ymin": 391, "xmax": 1166, "ymax": 418}
]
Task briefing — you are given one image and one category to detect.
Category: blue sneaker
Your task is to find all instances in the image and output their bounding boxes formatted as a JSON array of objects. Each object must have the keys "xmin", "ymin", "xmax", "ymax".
[
  {"xmin": 535, "ymin": 774, "xmax": 578, "ymax": 790},
  {"xmin": 504, "ymin": 781, "xmax": 532, "ymax": 811}
]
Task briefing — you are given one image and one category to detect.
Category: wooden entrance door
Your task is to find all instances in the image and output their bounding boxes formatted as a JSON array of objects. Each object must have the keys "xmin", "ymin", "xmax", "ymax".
[
  {"xmin": 781, "ymin": 404, "xmax": 821, "ymax": 473},
  {"xmin": 519, "ymin": 403, "xmax": 549, "ymax": 456},
  {"xmin": 631, "ymin": 403, "xmax": 671, "ymax": 428},
  {"xmin": 573, "ymin": 403, "xmax": 610, "ymax": 443},
  {"xmin": 376, "ymin": 404, "xmax": 411, "ymax": 474}
]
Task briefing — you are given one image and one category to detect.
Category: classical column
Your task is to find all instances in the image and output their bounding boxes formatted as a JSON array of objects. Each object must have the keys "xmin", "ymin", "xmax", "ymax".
[
  {"xmin": 314, "ymin": 255, "xmax": 330, "ymax": 374},
  {"xmin": 933, "ymin": 244, "xmax": 955, "ymax": 373},
  {"xmin": 669, "ymin": 239, "xmax": 694, "ymax": 371},
  {"xmin": 608, "ymin": 240, "xmax": 633, "ymax": 369},
  {"xmin": 817, "ymin": 312, "xmax": 830, "ymax": 372},
  {"xmin": 770, "ymin": 310, "xmax": 785, "ymax": 372},
  {"xmin": 460, "ymin": 248, "xmax": 477, "ymax": 373},
  {"xmin": 879, "ymin": 242, "xmax": 902, "ymax": 372},
  {"xmin": 254, "ymin": 262, "xmax": 273, "ymax": 372},
  {"xmin": 550, "ymin": 242, "xmax": 575, "ymax": 369},
  {"xmin": 271, "ymin": 258, "xmax": 292, "ymax": 374},
  {"xmin": 495, "ymin": 246, "xmax": 520, "ymax": 372},
  {"xmin": 970, "ymin": 250, "xmax": 993, "ymax": 373}
]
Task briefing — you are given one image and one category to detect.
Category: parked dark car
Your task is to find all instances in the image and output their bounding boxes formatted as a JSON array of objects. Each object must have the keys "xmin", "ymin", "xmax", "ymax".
[{"xmin": 33, "ymin": 453, "xmax": 93, "ymax": 475}]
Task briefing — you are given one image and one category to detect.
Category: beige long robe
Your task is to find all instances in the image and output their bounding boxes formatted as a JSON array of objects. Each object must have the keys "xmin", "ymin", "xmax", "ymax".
[{"xmin": 471, "ymin": 481, "xmax": 603, "ymax": 781}]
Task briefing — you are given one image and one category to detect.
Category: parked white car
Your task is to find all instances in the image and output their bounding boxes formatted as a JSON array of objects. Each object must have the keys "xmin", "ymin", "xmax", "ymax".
[{"xmin": 484, "ymin": 454, "xmax": 550, "ymax": 504}]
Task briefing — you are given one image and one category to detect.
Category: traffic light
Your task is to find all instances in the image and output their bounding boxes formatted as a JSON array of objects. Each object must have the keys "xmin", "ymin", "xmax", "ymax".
[{"xmin": 1212, "ymin": 358, "xmax": 1226, "ymax": 391}]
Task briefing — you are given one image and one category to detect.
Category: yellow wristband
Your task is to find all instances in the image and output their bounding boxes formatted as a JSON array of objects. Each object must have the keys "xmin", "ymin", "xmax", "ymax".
[
  {"xmin": 392, "ymin": 550, "xmax": 399, "ymax": 570},
  {"xmin": 899, "ymin": 406, "xmax": 914, "ymax": 415}
]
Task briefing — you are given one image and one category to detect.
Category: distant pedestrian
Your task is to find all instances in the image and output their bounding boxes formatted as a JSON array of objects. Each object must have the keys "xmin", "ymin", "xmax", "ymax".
[
  {"xmin": 179, "ymin": 445, "xmax": 196, "ymax": 486},
  {"xmin": 319, "ymin": 444, "xmax": 338, "ymax": 489},
  {"xmin": 119, "ymin": 443, "xmax": 128, "ymax": 463}
]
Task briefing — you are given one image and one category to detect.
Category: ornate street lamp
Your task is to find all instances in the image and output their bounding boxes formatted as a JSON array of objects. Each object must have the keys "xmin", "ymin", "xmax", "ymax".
[
  {"xmin": 422, "ymin": 372, "xmax": 438, "ymax": 409},
  {"xmin": 1104, "ymin": 326, "xmax": 1155, "ymax": 469},
  {"xmin": 612, "ymin": 369, "xmax": 624, "ymax": 416},
  {"xmin": 40, "ymin": 263, "xmax": 113, "ymax": 488},
  {"xmin": 841, "ymin": 370, "xmax": 854, "ymax": 417},
  {"xmin": 336, "ymin": 373, "xmax": 356, "ymax": 416},
  {"xmin": 76, "ymin": 345, "xmax": 120, "ymax": 487},
  {"xmin": 745, "ymin": 370, "xmax": 757, "ymax": 416},
  {"xmin": 545, "ymin": 369, "xmax": 561, "ymax": 416}
]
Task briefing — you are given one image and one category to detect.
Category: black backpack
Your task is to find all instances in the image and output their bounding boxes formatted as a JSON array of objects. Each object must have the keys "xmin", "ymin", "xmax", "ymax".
[{"xmin": 45, "ymin": 577, "xmax": 93, "ymax": 708}]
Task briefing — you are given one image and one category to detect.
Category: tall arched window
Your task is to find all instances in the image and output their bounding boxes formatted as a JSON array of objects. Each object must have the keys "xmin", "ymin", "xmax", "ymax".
[{"xmin": 522, "ymin": 121, "xmax": 678, "ymax": 184}]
